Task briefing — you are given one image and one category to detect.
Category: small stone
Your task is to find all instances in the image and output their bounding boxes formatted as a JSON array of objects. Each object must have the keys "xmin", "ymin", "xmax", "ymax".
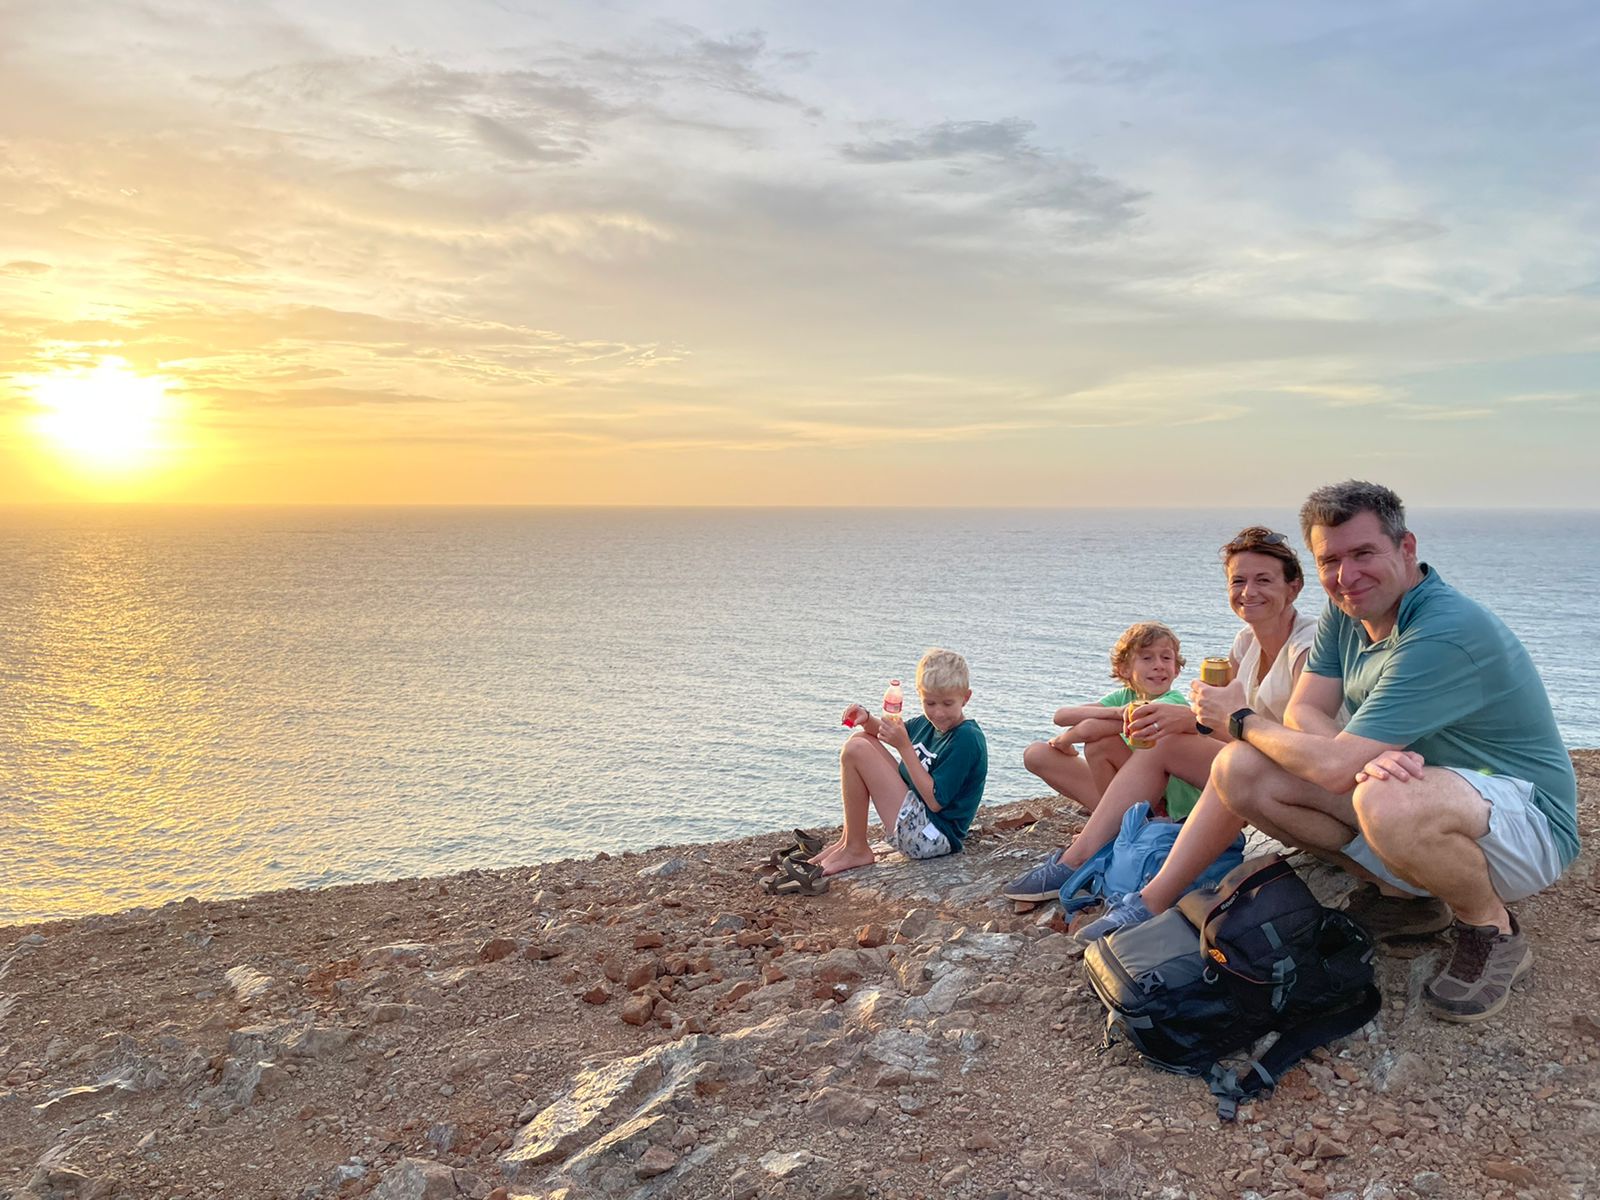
[
  {"xmin": 1482, "ymin": 1159, "xmax": 1537, "ymax": 1186},
  {"xmin": 635, "ymin": 1145, "xmax": 678, "ymax": 1179},
  {"xmin": 1411, "ymin": 1171, "xmax": 1445, "ymax": 1196},
  {"xmin": 637, "ymin": 857, "xmax": 690, "ymax": 879},
  {"xmin": 478, "ymin": 937, "xmax": 517, "ymax": 963},
  {"xmin": 620, "ymin": 993, "xmax": 656, "ymax": 1026},
  {"xmin": 624, "ymin": 962, "xmax": 657, "ymax": 990},
  {"xmin": 581, "ymin": 983, "xmax": 612, "ymax": 1005},
  {"xmin": 963, "ymin": 1131, "xmax": 1001, "ymax": 1152},
  {"xmin": 1313, "ymin": 1136, "xmax": 1348, "ymax": 1159},
  {"xmin": 223, "ymin": 965, "xmax": 274, "ymax": 1005},
  {"xmin": 426, "ymin": 1123, "xmax": 460, "ymax": 1154},
  {"xmin": 634, "ymin": 931, "xmax": 666, "ymax": 950},
  {"xmin": 892, "ymin": 908, "xmax": 937, "ymax": 944},
  {"xmin": 993, "ymin": 811, "xmax": 1038, "ymax": 832},
  {"xmin": 759, "ymin": 1150, "xmax": 815, "ymax": 1179},
  {"xmin": 1371, "ymin": 1115, "xmax": 1406, "ymax": 1139},
  {"xmin": 856, "ymin": 924, "xmax": 888, "ymax": 949},
  {"xmin": 721, "ymin": 981, "xmax": 757, "ymax": 1007},
  {"xmin": 809, "ymin": 1086, "xmax": 876, "ymax": 1124},
  {"xmin": 814, "ymin": 949, "xmax": 863, "ymax": 985}
]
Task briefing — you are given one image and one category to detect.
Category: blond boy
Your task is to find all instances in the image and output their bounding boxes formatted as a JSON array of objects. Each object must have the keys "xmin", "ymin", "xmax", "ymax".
[{"xmin": 811, "ymin": 648, "xmax": 988, "ymax": 876}]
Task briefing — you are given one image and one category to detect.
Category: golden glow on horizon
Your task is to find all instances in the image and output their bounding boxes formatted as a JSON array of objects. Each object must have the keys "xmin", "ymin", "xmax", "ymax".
[{"xmin": 27, "ymin": 357, "xmax": 181, "ymax": 477}]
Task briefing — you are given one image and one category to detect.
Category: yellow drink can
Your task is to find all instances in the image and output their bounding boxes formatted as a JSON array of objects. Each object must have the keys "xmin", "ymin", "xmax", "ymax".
[
  {"xmin": 1201, "ymin": 657, "xmax": 1233, "ymax": 687},
  {"xmin": 1125, "ymin": 700, "xmax": 1156, "ymax": 750}
]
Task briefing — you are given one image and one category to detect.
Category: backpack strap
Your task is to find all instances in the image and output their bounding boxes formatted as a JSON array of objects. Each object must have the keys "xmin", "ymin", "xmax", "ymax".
[{"xmin": 1204, "ymin": 983, "xmax": 1383, "ymax": 1120}]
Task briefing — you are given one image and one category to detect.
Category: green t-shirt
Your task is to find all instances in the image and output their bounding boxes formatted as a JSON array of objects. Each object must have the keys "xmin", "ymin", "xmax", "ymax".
[
  {"xmin": 897, "ymin": 715, "xmax": 987, "ymax": 849},
  {"xmin": 1306, "ymin": 565, "xmax": 1578, "ymax": 865},
  {"xmin": 1099, "ymin": 687, "xmax": 1204, "ymax": 820}
]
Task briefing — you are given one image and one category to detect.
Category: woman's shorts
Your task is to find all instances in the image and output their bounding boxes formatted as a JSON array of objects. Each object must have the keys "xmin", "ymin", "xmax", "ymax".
[{"xmin": 885, "ymin": 791, "xmax": 953, "ymax": 860}]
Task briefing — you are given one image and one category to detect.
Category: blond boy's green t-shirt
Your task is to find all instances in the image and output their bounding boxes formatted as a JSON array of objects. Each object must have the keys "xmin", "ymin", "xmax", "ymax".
[{"xmin": 1099, "ymin": 686, "xmax": 1203, "ymax": 820}]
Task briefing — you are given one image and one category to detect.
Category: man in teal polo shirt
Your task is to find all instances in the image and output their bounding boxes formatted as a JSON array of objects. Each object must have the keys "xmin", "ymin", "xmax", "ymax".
[{"xmin": 1076, "ymin": 480, "xmax": 1578, "ymax": 1024}]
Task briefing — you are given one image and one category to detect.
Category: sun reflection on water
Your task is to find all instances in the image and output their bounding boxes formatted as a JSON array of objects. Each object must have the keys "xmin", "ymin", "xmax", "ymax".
[{"xmin": 2, "ymin": 530, "xmax": 247, "ymax": 921}]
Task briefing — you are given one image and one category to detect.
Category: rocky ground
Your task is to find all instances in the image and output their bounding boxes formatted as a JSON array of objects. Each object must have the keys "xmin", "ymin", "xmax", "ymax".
[{"xmin": 3, "ymin": 752, "xmax": 1599, "ymax": 1200}]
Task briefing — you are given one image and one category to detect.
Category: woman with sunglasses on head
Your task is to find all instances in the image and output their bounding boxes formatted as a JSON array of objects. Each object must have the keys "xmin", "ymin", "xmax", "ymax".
[
  {"xmin": 1003, "ymin": 527, "xmax": 1316, "ymax": 906},
  {"xmin": 1061, "ymin": 527, "xmax": 1325, "ymax": 936}
]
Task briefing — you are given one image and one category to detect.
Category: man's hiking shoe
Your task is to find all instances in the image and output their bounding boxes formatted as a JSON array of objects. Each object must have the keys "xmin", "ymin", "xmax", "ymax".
[
  {"xmin": 1424, "ymin": 915, "xmax": 1531, "ymax": 1023},
  {"xmin": 1071, "ymin": 892, "xmax": 1154, "ymax": 945},
  {"xmin": 1002, "ymin": 850, "xmax": 1074, "ymax": 902},
  {"xmin": 1340, "ymin": 884, "xmax": 1453, "ymax": 941}
]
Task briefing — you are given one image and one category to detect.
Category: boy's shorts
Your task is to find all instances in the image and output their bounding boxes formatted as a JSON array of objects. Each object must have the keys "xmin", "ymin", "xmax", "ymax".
[
  {"xmin": 1342, "ymin": 767, "xmax": 1566, "ymax": 903},
  {"xmin": 885, "ymin": 791, "xmax": 954, "ymax": 860}
]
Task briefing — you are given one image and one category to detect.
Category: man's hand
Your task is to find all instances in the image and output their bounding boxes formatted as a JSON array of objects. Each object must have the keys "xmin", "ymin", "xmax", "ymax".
[
  {"xmin": 1191, "ymin": 677, "xmax": 1246, "ymax": 735},
  {"xmin": 1355, "ymin": 749, "xmax": 1426, "ymax": 784},
  {"xmin": 875, "ymin": 715, "xmax": 912, "ymax": 753}
]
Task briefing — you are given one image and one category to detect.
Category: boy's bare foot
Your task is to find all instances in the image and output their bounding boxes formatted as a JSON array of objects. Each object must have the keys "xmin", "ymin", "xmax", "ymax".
[
  {"xmin": 820, "ymin": 847, "xmax": 877, "ymax": 876},
  {"xmin": 809, "ymin": 840, "xmax": 849, "ymax": 870}
]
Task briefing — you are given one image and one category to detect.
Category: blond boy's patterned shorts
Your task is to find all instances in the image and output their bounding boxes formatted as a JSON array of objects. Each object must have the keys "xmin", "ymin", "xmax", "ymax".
[{"xmin": 886, "ymin": 791, "xmax": 953, "ymax": 860}]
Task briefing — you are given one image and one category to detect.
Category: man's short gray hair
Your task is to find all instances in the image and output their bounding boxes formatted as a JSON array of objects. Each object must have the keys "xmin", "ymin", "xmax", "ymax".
[{"xmin": 1299, "ymin": 480, "xmax": 1408, "ymax": 545}]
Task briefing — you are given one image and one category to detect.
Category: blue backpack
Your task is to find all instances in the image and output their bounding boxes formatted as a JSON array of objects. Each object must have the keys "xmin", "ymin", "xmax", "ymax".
[{"xmin": 1057, "ymin": 802, "xmax": 1246, "ymax": 914}]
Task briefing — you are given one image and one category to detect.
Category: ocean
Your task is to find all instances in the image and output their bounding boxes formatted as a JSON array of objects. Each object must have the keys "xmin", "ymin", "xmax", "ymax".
[{"xmin": 2, "ymin": 505, "xmax": 1595, "ymax": 924}]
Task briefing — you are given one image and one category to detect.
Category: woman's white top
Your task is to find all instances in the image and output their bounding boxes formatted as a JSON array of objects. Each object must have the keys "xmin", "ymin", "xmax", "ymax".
[{"xmin": 1229, "ymin": 610, "xmax": 1318, "ymax": 723}]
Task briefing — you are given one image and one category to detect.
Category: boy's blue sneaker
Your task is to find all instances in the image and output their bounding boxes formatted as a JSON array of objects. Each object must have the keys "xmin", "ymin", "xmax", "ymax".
[
  {"xmin": 1071, "ymin": 892, "xmax": 1155, "ymax": 945},
  {"xmin": 1001, "ymin": 850, "xmax": 1074, "ymax": 902}
]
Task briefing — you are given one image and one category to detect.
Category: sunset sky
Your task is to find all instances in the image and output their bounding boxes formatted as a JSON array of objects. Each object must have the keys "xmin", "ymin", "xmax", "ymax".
[{"xmin": 2, "ymin": 1, "xmax": 1598, "ymax": 505}]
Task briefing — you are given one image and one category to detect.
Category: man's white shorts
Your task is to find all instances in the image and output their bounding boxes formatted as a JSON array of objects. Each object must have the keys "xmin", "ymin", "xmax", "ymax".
[{"xmin": 1342, "ymin": 767, "xmax": 1566, "ymax": 902}]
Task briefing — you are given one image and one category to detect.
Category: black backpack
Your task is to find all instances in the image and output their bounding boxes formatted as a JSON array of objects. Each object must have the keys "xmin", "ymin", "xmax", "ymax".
[{"xmin": 1082, "ymin": 854, "xmax": 1381, "ymax": 1119}]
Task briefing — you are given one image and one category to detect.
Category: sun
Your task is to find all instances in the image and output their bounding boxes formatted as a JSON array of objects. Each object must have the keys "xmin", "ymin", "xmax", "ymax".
[{"xmin": 28, "ymin": 357, "xmax": 179, "ymax": 474}]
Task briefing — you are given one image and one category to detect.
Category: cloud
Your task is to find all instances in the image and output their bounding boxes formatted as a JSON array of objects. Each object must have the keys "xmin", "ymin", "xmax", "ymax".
[
  {"xmin": 1275, "ymin": 383, "xmax": 1405, "ymax": 407},
  {"xmin": 841, "ymin": 119, "xmax": 1037, "ymax": 164},
  {"xmin": 2, "ymin": 260, "xmax": 52, "ymax": 276},
  {"xmin": 836, "ymin": 118, "xmax": 1144, "ymax": 237},
  {"xmin": 1392, "ymin": 403, "xmax": 1495, "ymax": 421},
  {"xmin": 466, "ymin": 113, "xmax": 589, "ymax": 163},
  {"xmin": 583, "ymin": 28, "xmax": 805, "ymax": 109},
  {"xmin": 1056, "ymin": 51, "xmax": 1173, "ymax": 87}
]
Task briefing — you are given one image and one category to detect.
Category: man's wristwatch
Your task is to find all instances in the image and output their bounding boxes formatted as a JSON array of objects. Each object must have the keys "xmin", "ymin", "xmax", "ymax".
[{"xmin": 1229, "ymin": 707, "xmax": 1256, "ymax": 741}]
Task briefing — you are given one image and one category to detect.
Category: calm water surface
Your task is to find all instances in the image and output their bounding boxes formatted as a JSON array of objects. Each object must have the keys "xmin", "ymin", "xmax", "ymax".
[{"xmin": 2, "ymin": 506, "xmax": 1595, "ymax": 923}]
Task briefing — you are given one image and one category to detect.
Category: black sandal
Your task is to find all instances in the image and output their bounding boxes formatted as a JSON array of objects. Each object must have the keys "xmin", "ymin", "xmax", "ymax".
[
  {"xmin": 767, "ymin": 827, "xmax": 827, "ymax": 867},
  {"xmin": 763, "ymin": 854, "xmax": 830, "ymax": 896}
]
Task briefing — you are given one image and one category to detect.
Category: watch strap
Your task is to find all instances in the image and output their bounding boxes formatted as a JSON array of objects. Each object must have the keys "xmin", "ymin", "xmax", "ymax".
[{"xmin": 1229, "ymin": 707, "xmax": 1255, "ymax": 740}]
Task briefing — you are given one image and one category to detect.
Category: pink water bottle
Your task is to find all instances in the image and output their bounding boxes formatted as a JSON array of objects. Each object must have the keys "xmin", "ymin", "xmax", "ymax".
[{"xmin": 882, "ymin": 679, "xmax": 904, "ymax": 719}]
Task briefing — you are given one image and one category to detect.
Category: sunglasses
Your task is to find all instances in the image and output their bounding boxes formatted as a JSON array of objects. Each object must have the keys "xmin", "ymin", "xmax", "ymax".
[{"xmin": 1224, "ymin": 528, "xmax": 1289, "ymax": 553}]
